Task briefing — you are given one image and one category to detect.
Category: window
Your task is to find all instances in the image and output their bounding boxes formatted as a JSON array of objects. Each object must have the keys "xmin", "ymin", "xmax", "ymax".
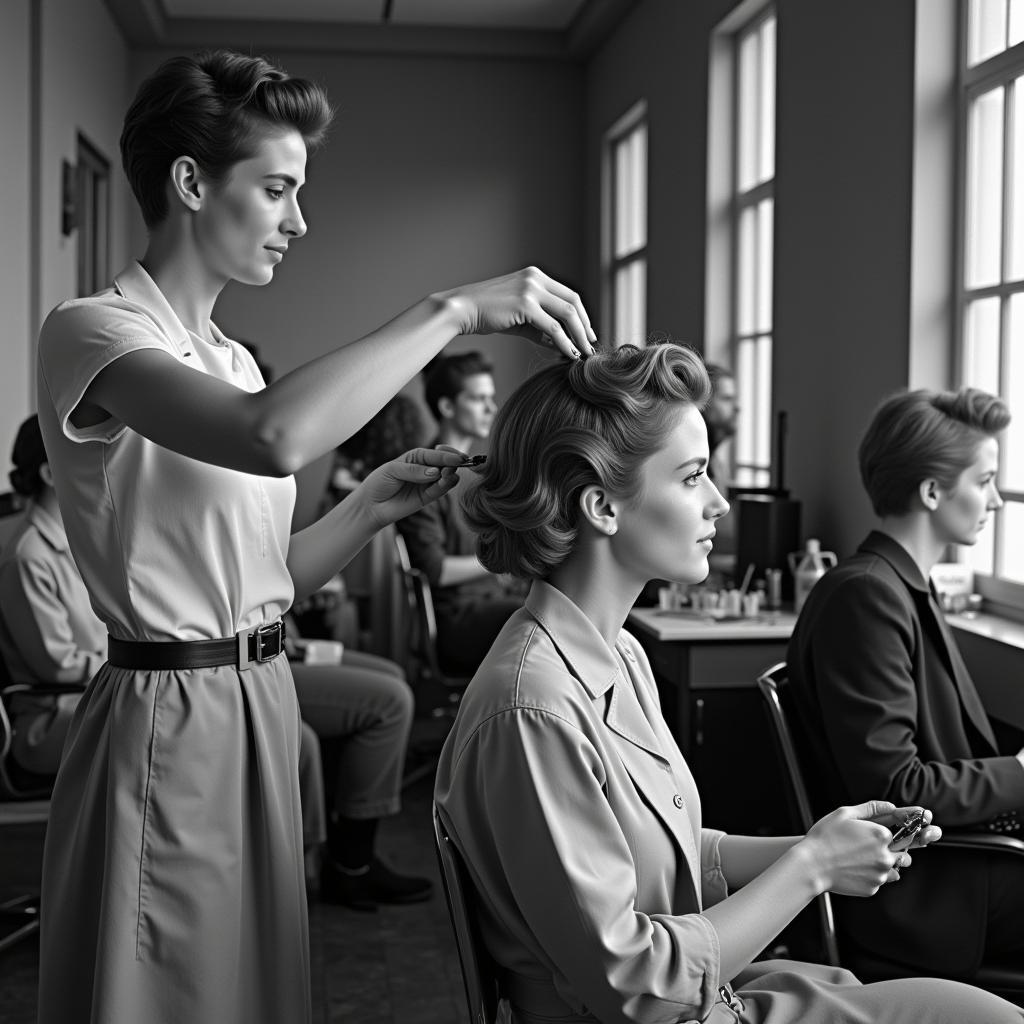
[
  {"xmin": 731, "ymin": 10, "xmax": 776, "ymax": 488},
  {"xmin": 958, "ymin": 0, "xmax": 1024, "ymax": 606},
  {"xmin": 602, "ymin": 101, "xmax": 647, "ymax": 347},
  {"xmin": 75, "ymin": 134, "xmax": 110, "ymax": 298}
]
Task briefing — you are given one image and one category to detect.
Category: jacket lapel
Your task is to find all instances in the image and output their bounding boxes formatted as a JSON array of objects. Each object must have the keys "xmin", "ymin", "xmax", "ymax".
[{"xmin": 861, "ymin": 533, "xmax": 998, "ymax": 754}]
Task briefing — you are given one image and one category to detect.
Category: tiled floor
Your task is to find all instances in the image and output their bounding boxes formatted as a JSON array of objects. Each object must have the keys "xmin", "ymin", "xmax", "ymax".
[{"xmin": 0, "ymin": 769, "xmax": 469, "ymax": 1024}]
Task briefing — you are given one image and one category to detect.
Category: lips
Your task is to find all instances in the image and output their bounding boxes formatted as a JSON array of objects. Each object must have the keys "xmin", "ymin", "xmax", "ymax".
[
  {"xmin": 265, "ymin": 245, "xmax": 287, "ymax": 257},
  {"xmin": 698, "ymin": 531, "xmax": 716, "ymax": 544}
]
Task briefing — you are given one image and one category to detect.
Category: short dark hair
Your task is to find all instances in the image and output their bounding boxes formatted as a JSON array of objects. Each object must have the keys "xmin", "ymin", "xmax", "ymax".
[
  {"xmin": 859, "ymin": 387, "xmax": 1011, "ymax": 517},
  {"xmin": 462, "ymin": 343, "xmax": 711, "ymax": 579},
  {"xmin": 121, "ymin": 49, "xmax": 334, "ymax": 227},
  {"xmin": 423, "ymin": 351, "xmax": 494, "ymax": 421},
  {"xmin": 9, "ymin": 415, "xmax": 47, "ymax": 498}
]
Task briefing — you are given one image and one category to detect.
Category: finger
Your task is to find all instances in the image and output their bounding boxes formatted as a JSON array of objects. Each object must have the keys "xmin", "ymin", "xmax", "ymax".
[
  {"xmin": 540, "ymin": 275, "xmax": 598, "ymax": 351},
  {"xmin": 418, "ymin": 472, "xmax": 460, "ymax": 506},
  {"xmin": 411, "ymin": 447, "xmax": 467, "ymax": 468},
  {"xmin": 850, "ymin": 800, "xmax": 898, "ymax": 822},
  {"xmin": 386, "ymin": 461, "xmax": 445, "ymax": 483},
  {"xmin": 914, "ymin": 825, "xmax": 942, "ymax": 847}
]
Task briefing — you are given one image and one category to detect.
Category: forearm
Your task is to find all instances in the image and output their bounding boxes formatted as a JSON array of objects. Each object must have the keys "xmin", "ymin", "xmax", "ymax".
[
  {"xmin": 286, "ymin": 492, "xmax": 378, "ymax": 602},
  {"xmin": 254, "ymin": 293, "xmax": 463, "ymax": 473},
  {"xmin": 716, "ymin": 834, "xmax": 802, "ymax": 889},
  {"xmin": 703, "ymin": 843, "xmax": 820, "ymax": 980},
  {"xmin": 437, "ymin": 553, "xmax": 491, "ymax": 588}
]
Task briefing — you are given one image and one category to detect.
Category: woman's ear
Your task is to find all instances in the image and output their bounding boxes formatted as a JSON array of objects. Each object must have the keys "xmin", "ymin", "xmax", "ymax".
[
  {"xmin": 169, "ymin": 156, "xmax": 203, "ymax": 212},
  {"xmin": 39, "ymin": 462, "xmax": 54, "ymax": 488},
  {"xmin": 919, "ymin": 478, "xmax": 941, "ymax": 511},
  {"xmin": 578, "ymin": 484, "xmax": 618, "ymax": 536},
  {"xmin": 437, "ymin": 396, "xmax": 455, "ymax": 422}
]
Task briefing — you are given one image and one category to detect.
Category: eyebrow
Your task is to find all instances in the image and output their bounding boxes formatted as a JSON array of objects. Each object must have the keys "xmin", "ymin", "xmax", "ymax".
[
  {"xmin": 674, "ymin": 457, "xmax": 707, "ymax": 472},
  {"xmin": 264, "ymin": 173, "xmax": 301, "ymax": 187}
]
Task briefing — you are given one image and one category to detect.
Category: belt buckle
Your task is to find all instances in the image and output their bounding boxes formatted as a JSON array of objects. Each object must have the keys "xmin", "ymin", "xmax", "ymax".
[{"xmin": 236, "ymin": 621, "xmax": 285, "ymax": 671}]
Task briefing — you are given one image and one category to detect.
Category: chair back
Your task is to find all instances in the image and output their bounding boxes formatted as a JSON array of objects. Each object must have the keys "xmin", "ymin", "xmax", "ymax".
[
  {"xmin": 432, "ymin": 804, "xmax": 501, "ymax": 1024},
  {"xmin": 755, "ymin": 661, "xmax": 841, "ymax": 966},
  {"xmin": 392, "ymin": 532, "xmax": 446, "ymax": 685}
]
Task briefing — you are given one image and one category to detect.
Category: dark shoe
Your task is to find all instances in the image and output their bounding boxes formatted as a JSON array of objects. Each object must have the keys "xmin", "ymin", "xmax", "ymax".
[{"xmin": 320, "ymin": 857, "xmax": 433, "ymax": 911}]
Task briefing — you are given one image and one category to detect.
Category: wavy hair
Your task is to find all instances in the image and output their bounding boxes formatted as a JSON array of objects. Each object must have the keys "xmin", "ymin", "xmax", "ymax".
[
  {"xmin": 859, "ymin": 387, "xmax": 1010, "ymax": 517},
  {"xmin": 462, "ymin": 343, "xmax": 711, "ymax": 579},
  {"xmin": 121, "ymin": 50, "xmax": 334, "ymax": 227}
]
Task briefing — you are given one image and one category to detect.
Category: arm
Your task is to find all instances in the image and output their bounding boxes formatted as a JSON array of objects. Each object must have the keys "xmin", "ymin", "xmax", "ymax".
[
  {"xmin": 80, "ymin": 269, "xmax": 595, "ymax": 476},
  {"xmin": 0, "ymin": 557, "xmax": 103, "ymax": 684},
  {"xmin": 287, "ymin": 447, "xmax": 464, "ymax": 601},
  {"xmin": 807, "ymin": 574, "xmax": 1024, "ymax": 824}
]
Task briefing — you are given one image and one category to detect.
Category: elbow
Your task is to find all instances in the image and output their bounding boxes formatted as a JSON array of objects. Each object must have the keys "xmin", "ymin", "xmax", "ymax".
[{"xmin": 249, "ymin": 419, "xmax": 307, "ymax": 478}]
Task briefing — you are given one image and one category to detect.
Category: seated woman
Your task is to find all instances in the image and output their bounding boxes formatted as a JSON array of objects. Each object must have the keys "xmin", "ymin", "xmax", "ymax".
[
  {"xmin": 787, "ymin": 388, "xmax": 1024, "ymax": 980},
  {"xmin": 434, "ymin": 344, "xmax": 1022, "ymax": 1024}
]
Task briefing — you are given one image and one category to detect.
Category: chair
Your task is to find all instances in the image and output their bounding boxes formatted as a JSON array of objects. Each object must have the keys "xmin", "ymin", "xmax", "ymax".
[
  {"xmin": 0, "ymin": 680, "xmax": 83, "ymax": 953},
  {"xmin": 756, "ymin": 661, "xmax": 1024, "ymax": 1004},
  {"xmin": 392, "ymin": 532, "xmax": 472, "ymax": 717},
  {"xmin": 432, "ymin": 803, "xmax": 501, "ymax": 1024}
]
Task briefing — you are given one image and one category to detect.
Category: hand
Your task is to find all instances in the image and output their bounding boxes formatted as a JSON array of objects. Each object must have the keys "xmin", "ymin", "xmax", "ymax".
[
  {"xmin": 880, "ymin": 805, "xmax": 942, "ymax": 852},
  {"xmin": 353, "ymin": 447, "xmax": 466, "ymax": 530},
  {"xmin": 800, "ymin": 800, "xmax": 909, "ymax": 898},
  {"xmin": 436, "ymin": 266, "xmax": 597, "ymax": 359}
]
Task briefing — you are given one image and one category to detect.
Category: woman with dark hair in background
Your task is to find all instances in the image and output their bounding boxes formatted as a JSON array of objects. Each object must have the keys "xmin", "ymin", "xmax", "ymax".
[
  {"xmin": 435, "ymin": 345, "xmax": 1020, "ymax": 1023},
  {"xmin": 35, "ymin": 48, "xmax": 594, "ymax": 1024}
]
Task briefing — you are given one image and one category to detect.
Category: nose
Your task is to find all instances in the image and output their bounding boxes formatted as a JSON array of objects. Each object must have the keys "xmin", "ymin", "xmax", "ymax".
[
  {"xmin": 988, "ymin": 482, "xmax": 1003, "ymax": 511},
  {"xmin": 282, "ymin": 197, "xmax": 307, "ymax": 238},
  {"xmin": 707, "ymin": 480, "xmax": 730, "ymax": 520}
]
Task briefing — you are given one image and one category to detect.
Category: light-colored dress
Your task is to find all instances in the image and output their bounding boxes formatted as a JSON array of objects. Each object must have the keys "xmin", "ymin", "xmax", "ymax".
[
  {"xmin": 35, "ymin": 262, "xmax": 309, "ymax": 1024},
  {"xmin": 435, "ymin": 581, "xmax": 1023, "ymax": 1024}
]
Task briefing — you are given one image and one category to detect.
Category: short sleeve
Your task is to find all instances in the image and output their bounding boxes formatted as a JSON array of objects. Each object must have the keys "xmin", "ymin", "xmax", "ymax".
[
  {"xmin": 699, "ymin": 828, "xmax": 729, "ymax": 908},
  {"xmin": 37, "ymin": 298, "xmax": 175, "ymax": 444}
]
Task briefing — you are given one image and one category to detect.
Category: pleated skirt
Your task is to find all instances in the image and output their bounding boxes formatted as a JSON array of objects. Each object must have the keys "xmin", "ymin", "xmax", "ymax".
[{"xmin": 37, "ymin": 656, "xmax": 311, "ymax": 1024}]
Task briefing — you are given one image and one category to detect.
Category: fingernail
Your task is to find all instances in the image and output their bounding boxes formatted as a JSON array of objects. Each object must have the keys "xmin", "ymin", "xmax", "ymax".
[{"xmin": 425, "ymin": 467, "xmax": 440, "ymax": 476}]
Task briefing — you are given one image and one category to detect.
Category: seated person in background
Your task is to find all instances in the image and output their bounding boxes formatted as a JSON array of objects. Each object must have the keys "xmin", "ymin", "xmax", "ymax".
[
  {"xmin": 434, "ymin": 344, "xmax": 1017, "ymax": 1024},
  {"xmin": 285, "ymin": 613, "xmax": 433, "ymax": 910},
  {"xmin": 396, "ymin": 351, "xmax": 523, "ymax": 676},
  {"xmin": 0, "ymin": 414, "xmax": 106, "ymax": 777},
  {"xmin": 0, "ymin": 415, "xmax": 328, "ymax": 862},
  {"xmin": 787, "ymin": 387, "xmax": 1024, "ymax": 980}
]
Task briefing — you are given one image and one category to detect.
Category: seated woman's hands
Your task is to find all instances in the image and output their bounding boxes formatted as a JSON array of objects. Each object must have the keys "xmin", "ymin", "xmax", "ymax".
[
  {"xmin": 352, "ymin": 447, "xmax": 467, "ymax": 529},
  {"xmin": 799, "ymin": 801, "xmax": 940, "ymax": 898}
]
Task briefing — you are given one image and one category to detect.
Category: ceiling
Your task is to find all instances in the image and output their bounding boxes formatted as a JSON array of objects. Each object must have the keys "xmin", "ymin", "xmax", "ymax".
[{"xmin": 104, "ymin": 0, "xmax": 635, "ymax": 60}]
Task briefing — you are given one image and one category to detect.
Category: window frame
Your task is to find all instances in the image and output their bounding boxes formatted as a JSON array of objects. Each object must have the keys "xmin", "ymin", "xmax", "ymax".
[
  {"xmin": 956, "ymin": 1, "xmax": 1024, "ymax": 616},
  {"xmin": 601, "ymin": 99, "xmax": 648, "ymax": 347}
]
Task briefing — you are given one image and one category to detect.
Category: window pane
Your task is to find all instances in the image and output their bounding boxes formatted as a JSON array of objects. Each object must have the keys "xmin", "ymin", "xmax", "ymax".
[
  {"xmin": 1004, "ymin": 294, "xmax": 1024, "ymax": 490},
  {"xmin": 754, "ymin": 334, "xmax": 773, "ymax": 468},
  {"xmin": 1010, "ymin": 77, "xmax": 1024, "ymax": 280},
  {"xmin": 964, "ymin": 296, "xmax": 1002, "ymax": 393},
  {"xmin": 966, "ymin": 87, "xmax": 1005, "ymax": 288},
  {"xmin": 969, "ymin": 0, "xmax": 1008, "ymax": 66},
  {"xmin": 632, "ymin": 124, "xmax": 647, "ymax": 250},
  {"xmin": 614, "ymin": 260, "xmax": 646, "ymax": 347},
  {"xmin": 1012, "ymin": 0, "xmax": 1024, "ymax": 47},
  {"xmin": 758, "ymin": 16, "xmax": 776, "ymax": 183},
  {"xmin": 997, "ymin": 500, "xmax": 1024, "ymax": 581},
  {"xmin": 736, "ymin": 337, "xmax": 757, "ymax": 471},
  {"xmin": 756, "ymin": 198, "xmax": 774, "ymax": 333},
  {"xmin": 738, "ymin": 29, "xmax": 759, "ymax": 193},
  {"xmin": 737, "ymin": 205, "xmax": 757, "ymax": 335}
]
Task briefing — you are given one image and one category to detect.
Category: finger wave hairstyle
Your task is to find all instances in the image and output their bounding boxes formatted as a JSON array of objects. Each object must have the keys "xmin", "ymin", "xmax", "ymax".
[
  {"xmin": 462, "ymin": 343, "xmax": 712, "ymax": 580},
  {"xmin": 121, "ymin": 49, "xmax": 334, "ymax": 228},
  {"xmin": 858, "ymin": 387, "xmax": 1011, "ymax": 517}
]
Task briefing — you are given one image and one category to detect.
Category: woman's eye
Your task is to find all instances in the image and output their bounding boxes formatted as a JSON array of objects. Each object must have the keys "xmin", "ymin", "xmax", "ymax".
[
  {"xmin": 267, "ymin": 189, "xmax": 284, "ymax": 200},
  {"xmin": 684, "ymin": 471, "xmax": 705, "ymax": 488}
]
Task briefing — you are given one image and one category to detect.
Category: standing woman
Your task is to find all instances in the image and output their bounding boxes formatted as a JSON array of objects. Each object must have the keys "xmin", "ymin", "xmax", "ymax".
[{"xmin": 35, "ymin": 50, "xmax": 594, "ymax": 1024}]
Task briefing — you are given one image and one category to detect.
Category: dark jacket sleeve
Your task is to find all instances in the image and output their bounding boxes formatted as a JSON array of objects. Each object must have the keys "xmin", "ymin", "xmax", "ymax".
[{"xmin": 800, "ymin": 571, "xmax": 1024, "ymax": 826}]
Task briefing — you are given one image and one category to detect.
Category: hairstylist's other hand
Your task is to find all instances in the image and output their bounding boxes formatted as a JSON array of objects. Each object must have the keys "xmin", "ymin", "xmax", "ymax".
[
  {"xmin": 870, "ymin": 804, "xmax": 942, "ymax": 851},
  {"xmin": 435, "ymin": 266, "xmax": 597, "ymax": 360},
  {"xmin": 354, "ymin": 447, "xmax": 466, "ymax": 529},
  {"xmin": 799, "ymin": 800, "xmax": 908, "ymax": 898}
]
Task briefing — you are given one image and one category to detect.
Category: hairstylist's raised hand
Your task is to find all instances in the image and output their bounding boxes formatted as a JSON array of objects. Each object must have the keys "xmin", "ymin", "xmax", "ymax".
[
  {"xmin": 434, "ymin": 266, "xmax": 597, "ymax": 360},
  {"xmin": 353, "ymin": 447, "xmax": 467, "ymax": 530},
  {"xmin": 798, "ymin": 800, "xmax": 910, "ymax": 898}
]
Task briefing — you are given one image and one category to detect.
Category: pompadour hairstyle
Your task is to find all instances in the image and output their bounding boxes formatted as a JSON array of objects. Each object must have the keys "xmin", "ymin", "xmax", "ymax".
[
  {"xmin": 858, "ymin": 387, "xmax": 1010, "ymax": 517},
  {"xmin": 461, "ymin": 342, "xmax": 711, "ymax": 580},
  {"xmin": 121, "ymin": 49, "xmax": 334, "ymax": 227}
]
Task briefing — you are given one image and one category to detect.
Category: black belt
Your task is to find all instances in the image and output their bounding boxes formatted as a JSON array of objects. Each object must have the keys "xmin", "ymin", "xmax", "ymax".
[{"xmin": 107, "ymin": 621, "xmax": 286, "ymax": 671}]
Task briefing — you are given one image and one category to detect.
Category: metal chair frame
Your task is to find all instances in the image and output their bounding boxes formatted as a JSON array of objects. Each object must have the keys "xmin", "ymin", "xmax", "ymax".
[
  {"xmin": 756, "ymin": 661, "xmax": 1024, "ymax": 1002},
  {"xmin": 432, "ymin": 804, "xmax": 501, "ymax": 1024}
]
